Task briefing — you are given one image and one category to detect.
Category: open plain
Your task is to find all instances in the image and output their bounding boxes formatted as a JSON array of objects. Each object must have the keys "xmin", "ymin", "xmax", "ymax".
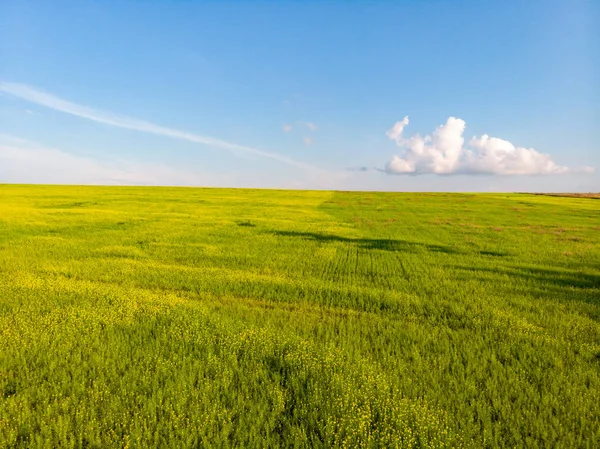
[{"xmin": 1, "ymin": 185, "xmax": 599, "ymax": 447}]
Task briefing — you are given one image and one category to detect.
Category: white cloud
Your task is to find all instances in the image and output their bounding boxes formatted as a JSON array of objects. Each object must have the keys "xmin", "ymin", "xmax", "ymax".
[
  {"xmin": 0, "ymin": 81, "xmax": 318, "ymax": 171},
  {"xmin": 282, "ymin": 124, "xmax": 292, "ymax": 132},
  {"xmin": 385, "ymin": 116, "xmax": 409, "ymax": 141},
  {"xmin": 385, "ymin": 116, "xmax": 593, "ymax": 175},
  {"xmin": 303, "ymin": 136, "xmax": 312, "ymax": 146}
]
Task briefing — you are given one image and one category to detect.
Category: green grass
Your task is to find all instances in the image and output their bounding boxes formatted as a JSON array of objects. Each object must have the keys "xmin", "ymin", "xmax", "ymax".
[{"xmin": 1, "ymin": 185, "xmax": 599, "ymax": 448}]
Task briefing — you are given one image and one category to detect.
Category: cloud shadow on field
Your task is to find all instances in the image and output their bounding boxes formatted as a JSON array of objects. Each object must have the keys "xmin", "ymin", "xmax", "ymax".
[
  {"xmin": 454, "ymin": 265, "xmax": 600, "ymax": 310},
  {"xmin": 237, "ymin": 220, "xmax": 256, "ymax": 227},
  {"xmin": 479, "ymin": 250, "xmax": 509, "ymax": 258},
  {"xmin": 457, "ymin": 265, "xmax": 600, "ymax": 290},
  {"xmin": 269, "ymin": 230, "xmax": 459, "ymax": 254},
  {"xmin": 516, "ymin": 266, "xmax": 600, "ymax": 291}
]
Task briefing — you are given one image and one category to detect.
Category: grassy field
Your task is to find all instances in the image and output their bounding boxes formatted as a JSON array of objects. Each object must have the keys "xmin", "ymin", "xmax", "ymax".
[{"xmin": 0, "ymin": 185, "xmax": 599, "ymax": 448}]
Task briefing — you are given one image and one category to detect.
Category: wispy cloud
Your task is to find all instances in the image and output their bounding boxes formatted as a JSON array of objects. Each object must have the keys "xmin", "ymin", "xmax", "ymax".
[
  {"xmin": 0, "ymin": 134, "xmax": 234, "ymax": 186},
  {"xmin": 347, "ymin": 166, "xmax": 370, "ymax": 172},
  {"xmin": 303, "ymin": 136, "xmax": 313, "ymax": 146},
  {"xmin": 384, "ymin": 116, "xmax": 594, "ymax": 176},
  {"xmin": 295, "ymin": 121, "xmax": 317, "ymax": 132},
  {"xmin": 282, "ymin": 124, "xmax": 292, "ymax": 133},
  {"xmin": 0, "ymin": 81, "xmax": 318, "ymax": 171},
  {"xmin": 0, "ymin": 134, "xmax": 352, "ymax": 189}
]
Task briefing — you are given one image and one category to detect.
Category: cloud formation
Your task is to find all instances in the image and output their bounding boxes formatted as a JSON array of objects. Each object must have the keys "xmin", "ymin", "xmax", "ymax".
[
  {"xmin": 0, "ymin": 81, "xmax": 318, "ymax": 171},
  {"xmin": 0, "ymin": 134, "xmax": 351, "ymax": 189},
  {"xmin": 303, "ymin": 137, "xmax": 312, "ymax": 146},
  {"xmin": 0, "ymin": 134, "xmax": 233, "ymax": 186},
  {"xmin": 293, "ymin": 121, "xmax": 317, "ymax": 132},
  {"xmin": 282, "ymin": 124, "xmax": 292, "ymax": 132},
  {"xmin": 385, "ymin": 116, "xmax": 593, "ymax": 176}
]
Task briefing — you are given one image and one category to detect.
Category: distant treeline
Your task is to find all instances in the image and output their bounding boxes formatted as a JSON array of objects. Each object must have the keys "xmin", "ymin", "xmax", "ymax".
[{"xmin": 526, "ymin": 193, "xmax": 600, "ymax": 199}]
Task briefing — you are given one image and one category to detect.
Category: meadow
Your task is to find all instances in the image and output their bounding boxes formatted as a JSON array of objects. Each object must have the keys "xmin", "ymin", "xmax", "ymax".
[{"xmin": 0, "ymin": 185, "xmax": 599, "ymax": 448}]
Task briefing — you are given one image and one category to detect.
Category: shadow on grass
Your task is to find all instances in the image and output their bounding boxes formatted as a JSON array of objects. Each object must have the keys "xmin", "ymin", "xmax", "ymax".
[
  {"xmin": 479, "ymin": 250, "xmax": 509, "ymax": 258},
  {"xmin": 42, "ymin": 201, "xmax": 100, "ymax": 209},
  {"xmin": 270, "ymin": 230, "xmax": 459, "ymax": 254},
  {"xmin": 455, "ymin": 264, "xmax": 600, "ymax": 310},
  {"xmin": 463, "ymin": 265, "xmax": 599, "ymax": 290},
  {"xmin": 517, "ymin": 266, "xmax": 600, "ymax": 290},
  {"xmin": 237, "ymin": 220, "xmax": 256, "ymax": 227}
]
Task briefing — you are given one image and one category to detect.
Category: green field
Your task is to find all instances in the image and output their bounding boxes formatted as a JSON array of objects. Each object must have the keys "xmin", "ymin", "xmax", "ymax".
[{"xmin": 1, "ymin": 185, "xmax": 599, "ymax": 448}]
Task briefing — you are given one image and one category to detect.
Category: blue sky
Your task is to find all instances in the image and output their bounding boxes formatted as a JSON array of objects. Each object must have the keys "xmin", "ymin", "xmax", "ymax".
[{"xmin": 1, "ymin": 0, "xmax": 598, "ymax": 191}]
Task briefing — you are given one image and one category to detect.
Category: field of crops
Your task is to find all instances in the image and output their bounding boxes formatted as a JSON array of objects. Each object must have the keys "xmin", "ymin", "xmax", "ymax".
[{"xmin": 0, "ymin": 185, "xmax": 599, "ymax": 447}]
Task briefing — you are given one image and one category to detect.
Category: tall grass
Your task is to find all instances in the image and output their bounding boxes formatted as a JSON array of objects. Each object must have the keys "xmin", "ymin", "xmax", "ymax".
[{"xmin": 0, "ymin": 185, "xmax": 598, "ymax": 447}]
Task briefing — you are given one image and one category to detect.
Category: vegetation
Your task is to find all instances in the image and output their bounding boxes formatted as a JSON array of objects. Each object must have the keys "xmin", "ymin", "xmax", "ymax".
[
  {"xmin": 1, "ymin": 185, "xmax": 599, "ymax": 448},
  {"xmin": 533, "ymin": 193, "xmax": 600, "ymax": 199}
]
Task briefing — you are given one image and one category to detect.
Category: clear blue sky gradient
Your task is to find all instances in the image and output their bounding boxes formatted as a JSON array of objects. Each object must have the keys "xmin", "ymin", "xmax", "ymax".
[{"xmin": 1, "ymin": 0, "xmax": 598, "ymax": 190}]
